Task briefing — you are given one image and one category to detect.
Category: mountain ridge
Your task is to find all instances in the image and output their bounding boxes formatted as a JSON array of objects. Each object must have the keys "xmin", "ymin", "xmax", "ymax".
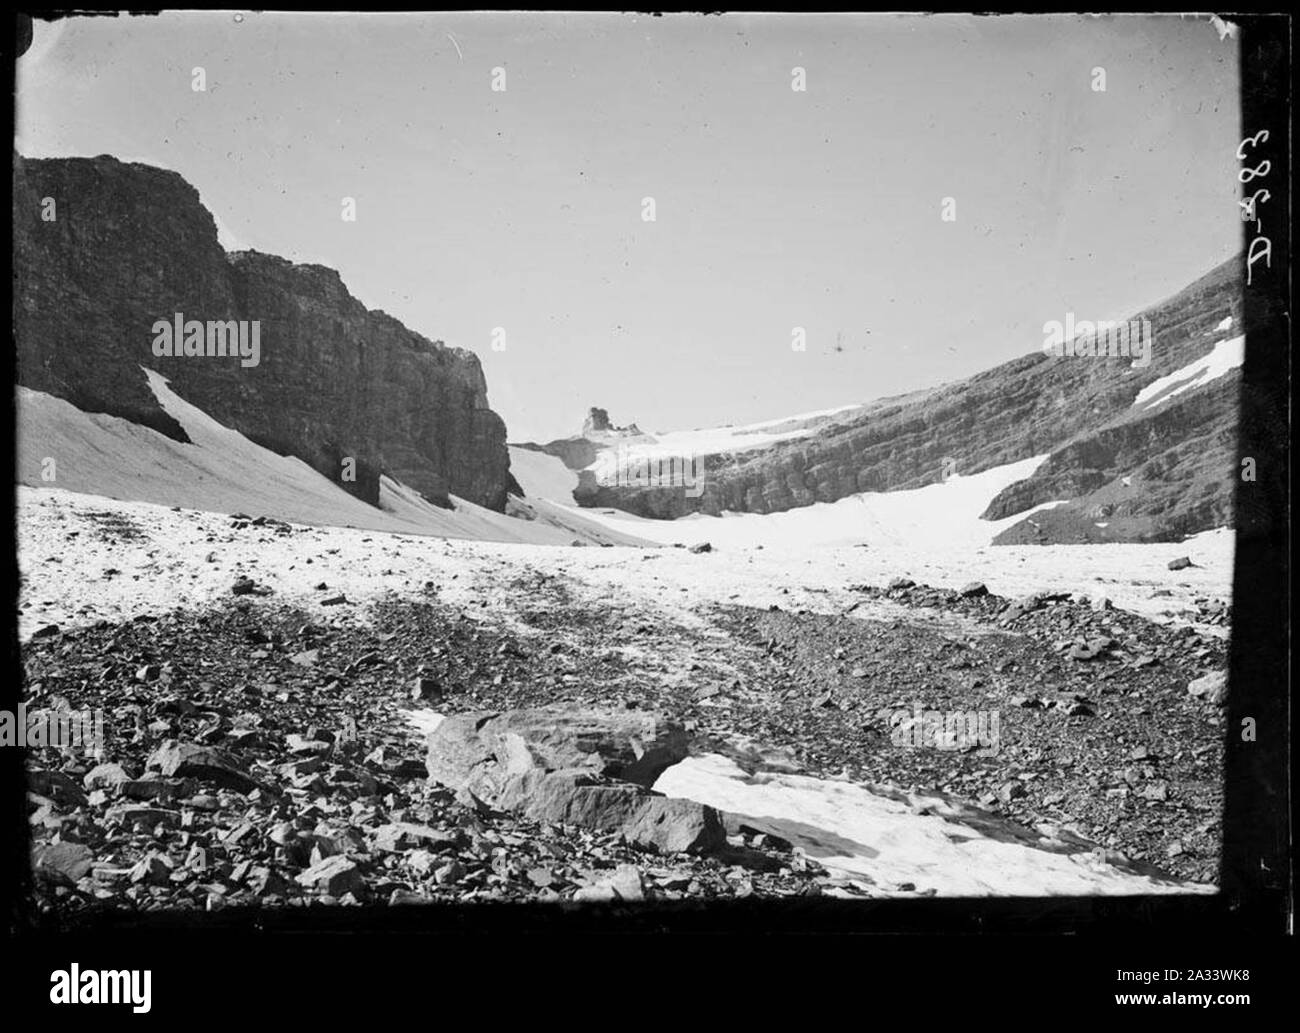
[{"xmin": 519, "ymin": 257, "xmax": 1243, "ymax": 544}]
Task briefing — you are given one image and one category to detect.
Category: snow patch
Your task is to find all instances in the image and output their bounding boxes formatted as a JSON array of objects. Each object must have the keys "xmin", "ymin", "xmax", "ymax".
[
  {"xmin": 653, "ymin": 754, "xmax": 1208, "ymax": 896},
  {"xmin": 1133, "ymin": 335, "xmax": 1244, "ymax": 410}
]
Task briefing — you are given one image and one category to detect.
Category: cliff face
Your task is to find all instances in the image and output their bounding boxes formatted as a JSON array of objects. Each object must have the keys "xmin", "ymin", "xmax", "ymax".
[
  {"xmin": 550, "ymin": 258, "xmax": 1243, "ymax": 543},
  {"xmin": 13, "ymin": 154, "xmax": 511, "ymax": 510},
  {"xmin": 983, "ymin": 375, "xmax": 1238, "ymax": 544}
]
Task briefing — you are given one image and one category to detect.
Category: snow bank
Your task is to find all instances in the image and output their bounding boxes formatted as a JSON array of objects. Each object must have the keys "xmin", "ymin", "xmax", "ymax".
[
  {"xmin": 569, "ymin": 454, "xmax": 1062, "ymax": 550},
  {"xmin": 654, "ymin": 754, "xmax": 1212, "ymax": 896},
  {"xmin": 16, "ymin": 374, "xmax": 630, "ymax": 545}
]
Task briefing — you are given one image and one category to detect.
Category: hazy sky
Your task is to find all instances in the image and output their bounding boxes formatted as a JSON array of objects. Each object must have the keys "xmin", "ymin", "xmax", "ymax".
[{"xmin": 17, "ymin": 12, "xmax": 1241, "ymax": 443}]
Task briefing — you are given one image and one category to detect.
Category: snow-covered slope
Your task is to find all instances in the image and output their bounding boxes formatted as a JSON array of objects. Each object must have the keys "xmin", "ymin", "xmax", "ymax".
[
  {"xmin": 15, "ymin": 366, "xmax": 1233, "ymax": 640},
  {"xmin": 583, "ymin": 403, "xmax": 867, "ymax": 485},
  {"xmin": 568, "ymin": 455, "xmax": 1066, "ymax": 550},
  {"xmin": 16, "ymin": 483, "xmax": 1233, "ymax": 642},
  {"xmin": 16, "ymin": 370, "xmax": 643, "ymax": 546},
  {"xmin": 510, "ymin": 425, "xmax": 1079, "ymax": 551},
  {"xmin": 508, "ymin": 445, "xmax": 580, "ymax": 503}
]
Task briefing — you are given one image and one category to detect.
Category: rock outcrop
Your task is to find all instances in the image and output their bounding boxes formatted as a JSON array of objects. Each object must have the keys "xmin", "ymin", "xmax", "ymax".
[
  {"xmin": 582, "ymin": 407, "xmax": 614, "ymax": 435},
  {"xmin": 13, "ymin": 153, "xmax": 512, "ymax": 510},
  {"xmin": 580, "ymin": 406, "xmax": 642, "ymax": 439}
]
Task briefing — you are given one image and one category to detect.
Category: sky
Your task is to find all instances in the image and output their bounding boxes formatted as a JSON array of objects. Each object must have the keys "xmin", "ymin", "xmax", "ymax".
[{"xmin": 16, "ymin": 12, "xmax": 1241, "ymax": 443}]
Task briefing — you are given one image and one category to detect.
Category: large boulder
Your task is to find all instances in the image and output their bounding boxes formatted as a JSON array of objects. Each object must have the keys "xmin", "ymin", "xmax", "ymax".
[
  {"xmin": 425, "ymin": 705, "xmax": 690, "ymax": 802},
  {"xmin": 491, "ymin": 707, "xmax": 689, "ymax": 786},
  {"xmin": 425, "ymin": 706, "xmax": 722, "ymax": 854}
]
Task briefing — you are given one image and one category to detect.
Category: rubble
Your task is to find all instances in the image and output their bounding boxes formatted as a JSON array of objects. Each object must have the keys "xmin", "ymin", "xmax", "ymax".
[{"xmin": 22, "ymin": 601, "xmax": 821, "ymax": 916}]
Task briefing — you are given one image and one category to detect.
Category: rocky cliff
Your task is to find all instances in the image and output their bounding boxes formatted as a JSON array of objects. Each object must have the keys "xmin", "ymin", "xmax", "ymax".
[
  {"xmin": 542, "ymin": 258, "xmax": 1243, "ymax": 543},
  {"xmin": 13, "ymin": 154, "xmax": 512, "ymax": 510}
]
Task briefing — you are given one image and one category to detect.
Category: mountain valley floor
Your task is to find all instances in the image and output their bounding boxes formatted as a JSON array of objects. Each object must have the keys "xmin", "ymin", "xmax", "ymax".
[{"xmin": 18, "ymin": 487, "xmax": 1233, "ymax": 913}]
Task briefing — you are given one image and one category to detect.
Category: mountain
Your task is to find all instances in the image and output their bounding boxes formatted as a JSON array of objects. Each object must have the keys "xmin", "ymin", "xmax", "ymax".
[
  {"xmin": 13, "ymin": 153, "xmax": 1243, "ymax": 547},
  {"xmin": 12, "ymin": 153, "xmax": 515, "ymax": 512},
  {"xmin": 520, "ymin": 259, "xmax": 1243, "ymax": 544}
]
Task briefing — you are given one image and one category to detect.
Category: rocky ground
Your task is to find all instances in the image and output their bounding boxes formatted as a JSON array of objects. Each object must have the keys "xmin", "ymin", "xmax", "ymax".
[
  {"xmin": 23, "ymin": 598, "xmax": 824, "ymax": 923},
  {"xmin": 18, "ymin": 490, "xmax": 1233, "ymax": 919},
  {"xmin": 23, "ymin": 557, "xmax": 1227, "ymax": 920},
  {"xmin": 706, "ymin": 582, "xmax": 1227, "ymax": 882}
]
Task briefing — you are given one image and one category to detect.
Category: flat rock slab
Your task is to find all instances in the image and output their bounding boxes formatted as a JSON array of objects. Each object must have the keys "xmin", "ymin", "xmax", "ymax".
[
  {"xmin": 106, "ymin": 804, "xmax": 181, "ymax": 829},
  {"xmin": 295, "ymin": 855, "xmax": 364, "ymax": 896},
  {"xmin": 147, "ymin": 740, "xmax": 263, "ymax": 794},
  {"xmin": 370, "ymin": 822, "xmax": 465, "ymax": 853},
  {"xmin": 34, "ymin": 841, "xmax": 95, "ymax": 884},
  {"xmin": 29, "ymin": 768, "xmax": 89, "ymax": 807}
]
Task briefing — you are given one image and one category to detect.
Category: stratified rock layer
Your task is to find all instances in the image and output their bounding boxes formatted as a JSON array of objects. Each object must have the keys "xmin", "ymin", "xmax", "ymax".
[{"xmin": 13, "ymin": 153, "xmax": 511, "ymax": 510}]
